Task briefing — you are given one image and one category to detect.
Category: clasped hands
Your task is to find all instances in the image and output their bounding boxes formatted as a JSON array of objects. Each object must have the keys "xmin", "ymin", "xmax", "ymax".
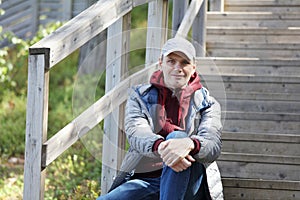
[{"xmin": 158, "ymin": 138, "xmax": 195, "ymax": 172}]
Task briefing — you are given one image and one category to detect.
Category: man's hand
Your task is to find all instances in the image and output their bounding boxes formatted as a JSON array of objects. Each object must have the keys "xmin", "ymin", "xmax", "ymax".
[
  {"xmin": 171, "ymin": 155, "xmax": 195, "ymax": 172},
  {"xmin": 158, "ymin": 138, "xmax": 195, "ymax": 171}
]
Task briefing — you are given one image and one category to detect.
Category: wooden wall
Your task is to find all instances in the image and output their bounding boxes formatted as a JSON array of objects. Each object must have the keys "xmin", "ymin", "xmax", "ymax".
[{"xmin": 0, "ymin": 0, "xmax": 95, "ymax": 44}]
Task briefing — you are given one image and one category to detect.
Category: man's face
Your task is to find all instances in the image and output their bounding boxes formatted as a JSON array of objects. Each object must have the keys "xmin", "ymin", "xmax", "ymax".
[{"xmin": 159, "ymin": 51, "xmax": 196, "ymax": 89}]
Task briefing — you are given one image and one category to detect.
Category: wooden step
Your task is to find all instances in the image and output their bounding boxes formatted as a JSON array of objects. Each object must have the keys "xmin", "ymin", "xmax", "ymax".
[
  {"xmin": 197, "ymin": 58, "xmax": 300, "ymax": 76},
  {"xmin": 217, "ymin": 152, "xmax": 300, "ymax": 181},
  {"xmin": 222, "ymin": 131, "xmax": 300, "ymax": 156},
  {"xmin": 225, "ymin": 0, "xmax": 300, "ymax": 13},
  {"xmin": 216, "ymin": 91, "xmax": 300, "ymax": 101},
  {"xmin": 222, "ymin": 178, "xmax": 300, "ymax": 199},
  {"xmin": 224, "ymin": 111, "xmax": 300, "ymax": 121},
  {"xmin": 221, "ymin": 99, "xmax": 300, "ymax": 113},
  {"xmin": 207, "ymin": 12, "xmax": 300, "ymax": 28},
  {"xmin": 196, "ymin": 57, "xmax": 300, "ymax": 76},
  {"xmin": 206, "ymin": 28, "xmax": 300, "ymax": 44},
  {"xmin": 201, "ymin": 75, "xmax": 300, "ymax": 93},
  {"xmin": 206, "ymin": 42, "xmax": 300, "ymax": 58},
  {"xmin": 223, "ymin": 117, "xmax": 300, "ymax": 134}
]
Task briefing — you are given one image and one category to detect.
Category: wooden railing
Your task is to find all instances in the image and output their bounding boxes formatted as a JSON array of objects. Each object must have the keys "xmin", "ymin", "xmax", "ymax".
[{"xmin": 23, "ymin": 0, "xmax": 211, "ymax": 199}]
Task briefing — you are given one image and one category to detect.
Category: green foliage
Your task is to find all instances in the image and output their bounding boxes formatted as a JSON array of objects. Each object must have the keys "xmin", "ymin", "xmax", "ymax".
[
  {"xmin": 0, "ymin": 160, "xmax": 23, "ymax": 199},
  {"xmin": 45, "ymin": 143, "xmax": 101, "ymax": 200},
  {"xmin": 0, "ymin": 21, "xmax": 64, "ymax": 99},
  {"xmin": 131, "ymin": 4, "xmax": 148, "ymax": 28},
  {"xmin": 0, "ymin": 91, "xmax": 26, "ymax": 158}
]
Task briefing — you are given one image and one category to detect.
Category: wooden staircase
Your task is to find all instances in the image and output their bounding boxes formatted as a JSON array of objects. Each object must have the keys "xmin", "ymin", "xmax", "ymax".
[{"xmin": 198, "ymin": 0, "xmax": 300, "ymax": 199}]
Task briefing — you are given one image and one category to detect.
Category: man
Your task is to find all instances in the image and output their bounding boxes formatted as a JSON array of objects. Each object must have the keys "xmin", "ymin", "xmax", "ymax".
[{"xmin": 97, "ymin": 37, "xmax": 223, "ymax": 200}]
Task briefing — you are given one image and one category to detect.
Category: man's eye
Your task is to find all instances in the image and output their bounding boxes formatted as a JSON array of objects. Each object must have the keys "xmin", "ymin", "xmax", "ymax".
[
  {"xmin": 182, "ymin": 60, "xmax": 190, "ymax": 66},
  {"xmin": 167, "ymin": 59, "xmax": 176, "ymax": 64}
]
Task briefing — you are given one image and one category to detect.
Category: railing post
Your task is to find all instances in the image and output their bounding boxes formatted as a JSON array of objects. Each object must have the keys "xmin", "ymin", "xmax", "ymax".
[
  {"xmin": 172, "ymin": 0, "xmax": 189, "ymax": 37},
  {"xmin": 101, "ymin": 13, "xmax": 131, "ymax": 194},
  {"xmin": 62, "ymin": 0, "xmax": 72, "ymax": 21},
  {"xmin": 145, "ymin": 0, "xmax": 169, "ymax": 66},
  {"xmin": 31, "ymin": 0, "xmax": 39, "ymax": 37},
  {"xmin": 209, "ymin": 0, "xmax": 224, "ymax": 12},
  {"xmin": 193, "ymin": 0, "xmax": 208, "ymax": 57},
  {"xmin": 23, "ymin": 51, "xmax": 50, "ymax": 200}
]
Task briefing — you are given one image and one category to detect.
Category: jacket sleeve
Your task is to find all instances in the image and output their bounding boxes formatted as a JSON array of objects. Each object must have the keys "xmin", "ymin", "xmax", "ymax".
[
  {"xmin": 124, "ymin": 87, "xmax": 164, "ymax": 158},
  {"xmin": 191, "ymin": 96, "xmax": 223, "ymax": 163}
]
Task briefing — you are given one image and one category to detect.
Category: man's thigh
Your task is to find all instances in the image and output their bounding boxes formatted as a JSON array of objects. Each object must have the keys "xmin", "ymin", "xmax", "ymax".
[{"xmin": 97, "ymin": 178, "xmax": 160, "ymax": 200}]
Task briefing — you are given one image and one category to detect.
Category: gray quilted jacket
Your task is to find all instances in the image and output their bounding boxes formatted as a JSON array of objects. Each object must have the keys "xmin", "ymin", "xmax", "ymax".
[{"xmin": 111, "ymin": 84, "xmax": 224, "ymax": 199}]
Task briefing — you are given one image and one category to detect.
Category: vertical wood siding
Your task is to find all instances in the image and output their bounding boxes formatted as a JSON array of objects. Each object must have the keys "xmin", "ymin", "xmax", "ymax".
[{"xmin": 0, "ymin": 0, "xmax": 92, "ymax": 44}]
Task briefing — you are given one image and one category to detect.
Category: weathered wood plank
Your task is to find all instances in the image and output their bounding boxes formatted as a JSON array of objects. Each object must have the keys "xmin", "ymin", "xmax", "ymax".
[
  {"xmin": 207, "ymin": 27, "xmax": 300, "ymax": 35},
  {"xmin": 133, "ymin": 0, "xmax": 154, "ymax": 7},
  {"xmin": 0, "ymin": 6, "xmax": 31, "ymax": 25},
  {"xmin": 225, "ymin": 0, "xmax": 300, "ymax": 6},
  {"xmin": 207, "ymin": 12, "xmax": 300, "ymax": 20},
  {"xmin": 198, "ymin": 63, "xmax": 300, "ymax": 77},
  {"xmin": 0, "ymin": 0, "xmax": 30, "ymax": 20},
  {"xmin": 216, "ymin": 91, "xmax": 300, "ymax": 101},
  {"xmin": 176, "ymin": 0, "xmax": 204, "ymax": 37},
  {"xmin": 1, "ymin": 0, "xmax": 23, "ymax": 9},
  {"xmin": 206, "ymin": 42, "xmax": 300, "ymax": 58},
  {"xmin": 23, "ymin": 53, "xmax": 49, "ymax": 200},
  {"xmin": 145, "ymin": 0, "xmax": 168, "ymax": 66},
  {"xmin": 224, "ymin": 111, "xmax": 300, "ymax": 121},
  {"xmin": 207, "ymin": 34, "xmax": 300, "ymax": 44},
  {"xmin": 223, "ymin": 131, "xmax": 300, "ymax": 143},
  {"xmin": 223, "ymin": 119, "xmax": 300, "ymax": 134},
  {"xmin": 224, "ymin": 187, "xmax": 300, "ymax": 199},
  {"xmin": 223, "ymin": 178, "xmax": 300, "ymax": 199},
  {"xmin": 218, "ymin": 160, "xmax": 300, "ymax": 181},
  {"xmin": 38, "ymin": 3, "xmax": 62, "ymax": 9},
  {"xmin": 222, "ymin": 178, "xmax": 300, "ymax": 191},
  {"xmin": 207, "ymin": 42, "xmax": 300, "ymax": 50},
  {"xmin": 222, "ymin": 99, "xmax": 300, "ymax": 113},
  {"xmin": 172, "ymin": 0, "xmax": 188, "ymax": 36},
  {"xmin": 207, "ymin": 12, "xmax": 300, "ymax": 28},
  {"xmin": 30, "ymin": 0, "xmax": 133, "ymax": 68},
  {"xmin": 197, "ymin": 57, "xmax": 300, "ymax": 66},
  {"xmin": 219, "ymin": 152, "xmax": 300, "ymax": 165},
  {"xmin": 196, "ymin": 57, "xmax": 300, "ymax": 77},
  {"xmin": 222, "ymin": 131, "xmax": 300, "ymax": 156},
  {"xmin": 201, "ymin": 75, "xmax": 300, "ymax": 94},
  {"xmin": 4, "ymin": 17, "xmax": 32, "ymax": 32},
  {"xmin": 192, "ymin": 0, "xmax": 207, "ymax": 56},
  {"xmin": 222, "ymin": 140, "xmax": 300, "ymax": 156},
  {"xmin": 101, "ymin": 13, "xmax": 130, "ymax": 193},
  {"xmin": 226, "ymin": 6, "xmax": 300, "ymax": 13},
  {"xmin": 209, "ymin": 0, "xmax": 224, "ymax": 12}
]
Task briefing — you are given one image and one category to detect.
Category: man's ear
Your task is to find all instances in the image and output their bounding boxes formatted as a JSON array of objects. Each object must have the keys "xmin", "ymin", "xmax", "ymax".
[{"xmin": 159, "ymin": 57, "xmax": 163, "ymax": 66}]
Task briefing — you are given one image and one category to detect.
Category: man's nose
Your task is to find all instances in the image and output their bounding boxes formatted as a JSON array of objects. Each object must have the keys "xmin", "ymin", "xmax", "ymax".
[{"xmin": 174, "ymin": 62, "xmax": 182, "ymax": 70}]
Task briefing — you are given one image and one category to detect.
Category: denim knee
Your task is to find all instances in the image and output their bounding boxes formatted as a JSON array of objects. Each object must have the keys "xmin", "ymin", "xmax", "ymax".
[{"xmin": 166, "ymin": 130, "xmax": 188, "ymax": 140}]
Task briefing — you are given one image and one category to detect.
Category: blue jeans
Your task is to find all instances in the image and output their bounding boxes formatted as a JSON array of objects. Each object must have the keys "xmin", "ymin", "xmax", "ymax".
[{"xmin": 97, "ymin": 131, "xmax": 210, "ymax": 200}]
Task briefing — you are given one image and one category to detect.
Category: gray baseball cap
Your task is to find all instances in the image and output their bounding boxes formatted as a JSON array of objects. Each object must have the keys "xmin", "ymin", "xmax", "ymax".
[{"xmin": 161, "ymin": 37, "xmax": 196, "ymax": 63}]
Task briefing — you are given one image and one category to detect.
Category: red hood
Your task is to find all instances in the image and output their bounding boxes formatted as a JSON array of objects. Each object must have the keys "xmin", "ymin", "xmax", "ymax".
[
  {"xmin": 149, "ymin": 70, "xmax": 202, "ymax": 135},
  {"xmin": 150, "ymin": 70, "xmax": 202, "ymax": 95}
]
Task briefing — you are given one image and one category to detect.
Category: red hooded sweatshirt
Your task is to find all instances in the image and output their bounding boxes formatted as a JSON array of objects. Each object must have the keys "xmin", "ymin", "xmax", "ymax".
[
  {"xmin": 132, "ymin": 70, "xmax": 202, "ymax": 178},
  {"xmin": 150, "ymin": 70, "xmax": 202, "ymax": 155}
]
